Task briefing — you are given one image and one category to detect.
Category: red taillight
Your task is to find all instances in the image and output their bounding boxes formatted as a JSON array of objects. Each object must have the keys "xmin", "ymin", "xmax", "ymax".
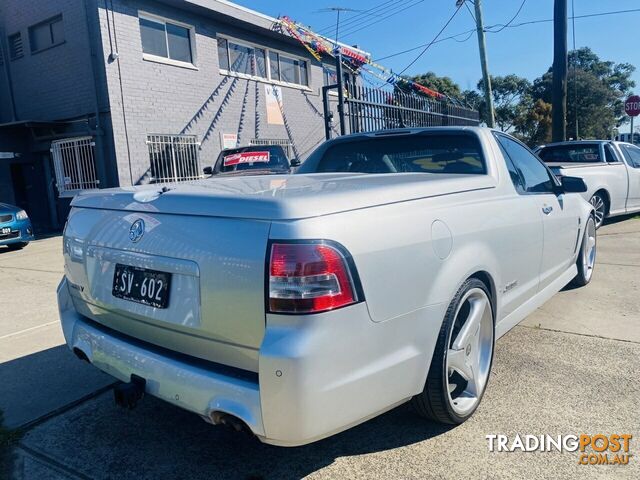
[{"xmin": 268, "ymin": 242, "xmax": 358, "ymax": 314}]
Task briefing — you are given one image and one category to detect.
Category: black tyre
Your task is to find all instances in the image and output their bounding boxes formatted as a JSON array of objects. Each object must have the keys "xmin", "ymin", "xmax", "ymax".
[
  {"xmin": 589, "ymin": 192, "xmax": 607, "ymax": 229},
  {"xmin": 571, "ymin": 215, "xmax": 597, "ymax": 287},
  {"xmin": 412, "ymin": 278, "xmax": 495, "ymax": 424}
]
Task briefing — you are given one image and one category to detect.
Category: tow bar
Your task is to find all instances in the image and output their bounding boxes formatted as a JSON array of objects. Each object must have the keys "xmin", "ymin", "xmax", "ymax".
[{"xmin": 114, "ymin": 374, "xmax": 146, "ymax": 409}]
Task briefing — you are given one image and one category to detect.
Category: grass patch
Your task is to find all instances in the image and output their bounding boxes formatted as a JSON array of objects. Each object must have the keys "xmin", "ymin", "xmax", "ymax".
[{"xmin": 0, "ymin": 410, "xmax": 22, "ymax": 477}]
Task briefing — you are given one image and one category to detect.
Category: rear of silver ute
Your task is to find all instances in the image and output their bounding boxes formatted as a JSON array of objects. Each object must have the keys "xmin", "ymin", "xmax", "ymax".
[{"xmin": 57, "ymin": 187, "xmax": 433, "ymax": 446}]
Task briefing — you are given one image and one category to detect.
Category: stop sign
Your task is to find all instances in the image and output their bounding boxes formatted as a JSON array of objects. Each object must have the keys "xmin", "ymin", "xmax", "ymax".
[{"xmin": 625, "ymin": 95, "xmax": 640, "ymax": 117}]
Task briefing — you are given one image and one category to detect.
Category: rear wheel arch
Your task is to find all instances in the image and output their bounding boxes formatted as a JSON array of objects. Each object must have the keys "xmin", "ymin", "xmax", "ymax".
[
  {"xmin": 589, "ymin": 189, "xmax": 610, "ymax": 229},
  {"xmin": 468, "ymin": 271, "xmax": 497, "ymax": 322},
  {"xmin": 593, "ymin": 189, "xmax": 610, "ymax": 212}
]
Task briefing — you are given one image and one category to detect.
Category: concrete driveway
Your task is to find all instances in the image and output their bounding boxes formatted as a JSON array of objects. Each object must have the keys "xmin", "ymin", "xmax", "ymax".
[{"xmin": 2, "ymin": 217, "xmax": 639, "ymax": 479}]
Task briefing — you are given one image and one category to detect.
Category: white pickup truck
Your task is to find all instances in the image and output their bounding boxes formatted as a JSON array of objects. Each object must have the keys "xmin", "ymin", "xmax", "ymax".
[
  {"xmin": 537, "ymin": 140, "xmax": 640, "ymax": 228},
  {"xmin": 58, "ymin": 127, "xmax": 595, "ymax": 446}
]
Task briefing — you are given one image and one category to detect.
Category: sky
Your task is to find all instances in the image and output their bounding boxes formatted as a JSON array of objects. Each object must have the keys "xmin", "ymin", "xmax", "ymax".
[{"xmin": 233, "ymin": 0, "xmax": 640, "ymax": 132}]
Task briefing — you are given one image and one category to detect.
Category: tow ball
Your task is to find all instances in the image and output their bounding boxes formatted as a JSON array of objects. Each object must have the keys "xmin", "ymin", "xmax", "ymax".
[{"xmin": 114, "ymin": 374, "xmax": 146, "ymax": 409}]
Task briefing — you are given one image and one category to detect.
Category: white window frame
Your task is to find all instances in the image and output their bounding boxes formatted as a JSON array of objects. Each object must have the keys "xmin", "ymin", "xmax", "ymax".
[
  {"xmin": 138, "ymin": 11, "xmax": 198, "ymax": 70},
  {"xmin": 217, "ymin": 34, "xmax": 311, "ymax": 91}
]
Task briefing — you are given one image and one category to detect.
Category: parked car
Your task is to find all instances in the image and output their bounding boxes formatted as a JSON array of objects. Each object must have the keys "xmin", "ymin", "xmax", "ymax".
[
  {"xmin": 58, "ymin": 127, "xmax": 595, "ymax": 447},
  {"xmin": 536, "ymin": 141, "xmax": 640, "ymax": 228},
  {"xmin": 203, "ymin": 144, "xmax": 300, "ymax": 177},
  {"xmin": 0, "ymin": 203, "xmax": 34, "ymax": 250}
]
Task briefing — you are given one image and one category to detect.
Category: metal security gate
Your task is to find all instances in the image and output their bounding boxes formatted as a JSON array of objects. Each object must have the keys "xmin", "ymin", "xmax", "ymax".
[
  {"xmin": 50, "ymin": 137, "xmax": 99, "ymax": 196},
  {"xmin": 249, "ymin": 138, "xmax": 294, "ymax": 159},
  {"xmin": 146, "ymin": 134, "xmax": 202, "ymax": 184},
  {"xmin": 344, "ymin": 84, "xmax": 480, "ymax": 134}
]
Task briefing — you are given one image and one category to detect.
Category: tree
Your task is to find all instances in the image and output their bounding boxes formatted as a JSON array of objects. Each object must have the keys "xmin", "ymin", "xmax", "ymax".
[
  {"xmin": 531, "ymin": 47, "xmax": 636, "ymax": 139},
  {"xmin": 514, "ymin": 99, "xmax": 553, "ymax": 146},
  {"xmin": 406, "ymin": 72, "xmax": 465, "ymax": 102},
  {"xmin": 477, "ymin": 74, "xmax": 531, "ymax": 131}
]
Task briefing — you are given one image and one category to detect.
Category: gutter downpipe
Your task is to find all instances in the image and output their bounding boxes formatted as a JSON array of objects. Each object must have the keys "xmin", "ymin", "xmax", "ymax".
[{"xmin": 82, "ymin": 0, "xmax": 109, "ymax": 188}]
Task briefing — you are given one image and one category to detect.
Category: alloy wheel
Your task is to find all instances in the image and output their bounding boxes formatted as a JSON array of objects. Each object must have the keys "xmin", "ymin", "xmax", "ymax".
[
  {"xmin": 446, "ymin": 288, "xmax": 494, "ymax": 416},
  {"xmin": 582, "ymin": 217, "xmax": 597, "ymax": 283},
  {"xmin": 589, "ymin": 194, "xmax": 606, "ymax": 228}
]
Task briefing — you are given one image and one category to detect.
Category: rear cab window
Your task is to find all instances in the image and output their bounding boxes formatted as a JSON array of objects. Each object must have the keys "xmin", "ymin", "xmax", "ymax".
[
  {"xmin": 304, "ymin": 133, "xmax": 486, "ymax": 175},
  {"xmin": 214, "ymin": 145, "xmax": 290, "ymax": 174},
  {"xmin": 537, "ymin": 144, "xmax": 603, "ymax": 163}
]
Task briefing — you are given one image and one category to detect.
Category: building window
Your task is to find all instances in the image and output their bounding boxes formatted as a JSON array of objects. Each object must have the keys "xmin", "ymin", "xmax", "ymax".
[
  {"xmin": 8, "ymin": 33, "xmax": 24, "ymax": 60},
  {"xmin": 323, "ymin": 65, "xmax": 352, "ymax": 87},
  {"xmin": 217, "ymin": 36, "xmax": 309, "ymax": 87},
  {"xmin": 269, "ymin": 52, "xmax": 308, "ymax": 86},
  {"xmin": 146, "ymin": 134, "xmax": 202, "ymax": 183},
  {"xmin": 50, "ymin": 137, "xmax": 99, "ymax": 196},
  {"xmin": 139, "ymin": 13, "xmax": 195, "ymax": 65},
  {"xmin": 218, "ymin": 38, "xmax": 267, "ymax": 78},
  {"xmin": 29, "ymin": 15, "xmax": 64, "ymax": 53}
]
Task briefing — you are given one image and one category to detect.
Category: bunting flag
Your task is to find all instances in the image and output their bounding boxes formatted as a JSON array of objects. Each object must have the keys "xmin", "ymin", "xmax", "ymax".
[{"xmin": 276, "ymin": 16, "xmax": 449, "ymax": 102}]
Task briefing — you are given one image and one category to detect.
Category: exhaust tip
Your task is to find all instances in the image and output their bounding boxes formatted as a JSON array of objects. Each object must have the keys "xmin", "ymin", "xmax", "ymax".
[
  {"xmin": 210, "ymin": 412, "xmax": 252, "ymax": 434},
  {"xmin": 73, "ymin": 347, "xmax": 90, "ymax": 363}
]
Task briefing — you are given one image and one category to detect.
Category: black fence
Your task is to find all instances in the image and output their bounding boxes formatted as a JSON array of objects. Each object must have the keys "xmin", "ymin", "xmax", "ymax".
[{"xmin": 344, "ymin": 84, "xmax": 480, "ymax": 134}]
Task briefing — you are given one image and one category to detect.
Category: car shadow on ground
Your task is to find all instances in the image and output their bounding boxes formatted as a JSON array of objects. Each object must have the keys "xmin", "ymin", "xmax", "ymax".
[{"xmin": 6, "ymin": 345, "xmax": 455, "ymax": 480}]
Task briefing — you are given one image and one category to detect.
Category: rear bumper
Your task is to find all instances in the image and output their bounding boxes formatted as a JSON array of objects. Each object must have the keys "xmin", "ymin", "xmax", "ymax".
[
  {"xmin": 58, "ymin": 277, "xmax": 446, "ymax": 446},
  {"xmin": 0, "ymin": 218, "xmax": 34, "ymax": 245},
  {"xmin": 58, "ymin": 278, "xmax": 265, "ymax": 437}
]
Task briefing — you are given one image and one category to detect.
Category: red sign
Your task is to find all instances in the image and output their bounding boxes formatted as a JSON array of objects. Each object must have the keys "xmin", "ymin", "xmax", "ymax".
[
  {"xmin": 625, "ymin": 95, "xmax": 640, "ymax": 117},
  {"xmin": 223, "ymin": 151, "xmax": 270, "ymax": 167}
]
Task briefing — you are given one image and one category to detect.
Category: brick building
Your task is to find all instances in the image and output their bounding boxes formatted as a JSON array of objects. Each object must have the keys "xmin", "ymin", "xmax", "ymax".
[{"xmin": 0, "ymin": 0, "xmax": 361, "ymax": 232}]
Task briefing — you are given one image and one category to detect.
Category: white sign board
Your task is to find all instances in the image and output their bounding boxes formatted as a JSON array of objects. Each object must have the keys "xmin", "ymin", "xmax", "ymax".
[
  {"xmin": 220, "ymin": 133, "xmax": 238, "ymax": 149},
  {"xmin": 0, "ymin": 152, "xmax": 16, "ymax": 159}
]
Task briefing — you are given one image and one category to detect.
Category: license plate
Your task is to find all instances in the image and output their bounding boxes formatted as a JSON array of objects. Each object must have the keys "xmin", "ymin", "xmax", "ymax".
[
  {"xmin": 1, "ymin": 227, "xmax": 10, "ymax": 234},
  {"xmin": 112, "ymin": 264, "xmax": 171, "ymax": 308}
]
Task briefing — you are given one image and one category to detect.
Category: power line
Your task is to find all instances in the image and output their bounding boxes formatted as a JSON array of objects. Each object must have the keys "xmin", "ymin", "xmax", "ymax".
[
  {"xmin": 339, "ymin": 0, "xmax": 427, "ymax": 39},
  {"xmin": 374, "ymin": 7, "xmax": 640, "ymax": 62},
  {"xmin": 487, "ymin": 0, "xmax": 527, "ymax": 33},
  {"xmin": 315, "ymin": 0, "xmax": 405, "ymax": 35},
  {"xmin": 388, "ymin": 3, "xmax": 464, "ymax": 76},
  {"xmin": 315, "ymin": 0, "xmax": 398, "ymax": 34}
]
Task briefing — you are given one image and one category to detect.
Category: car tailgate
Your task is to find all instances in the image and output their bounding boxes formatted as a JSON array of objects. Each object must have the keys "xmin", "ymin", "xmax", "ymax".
[{"xmin": 63, "ymin": 206, "xmax": 270, "ymax": 372}]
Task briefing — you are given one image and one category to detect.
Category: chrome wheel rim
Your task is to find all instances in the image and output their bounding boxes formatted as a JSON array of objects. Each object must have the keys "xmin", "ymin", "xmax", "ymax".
[
  {"xmin": 446, "ymin": 288, "xmax": 494, "ymax": 416},
  {"xmin": 589, "ymin": 195, "xmax": 605, "ymax": 228},
  {"xmin": 582, "ymin": 217, "xmax": 597, "ymax": 282}
]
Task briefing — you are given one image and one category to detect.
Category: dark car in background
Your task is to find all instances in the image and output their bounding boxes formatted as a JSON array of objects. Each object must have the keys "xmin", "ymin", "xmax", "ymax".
[
  {"xmin": 0, "ymin": 203, "xmax": 35, "ymax": 250},
  {"xmin": 204, "ymin": 145, "xmax": 300, "ymax": 177}
]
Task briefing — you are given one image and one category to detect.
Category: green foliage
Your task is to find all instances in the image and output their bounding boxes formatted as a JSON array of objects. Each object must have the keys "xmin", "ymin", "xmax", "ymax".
[
  {"xmin": 477, "ymin": 74, "xmax": 532, "ymax": 131},
  {"xmin": 409, "ymin": 47, "xmax": 636, "ymax": 146},
  {"xmin": 406, "ymin": 71, "xmax": 465, "ymax": 101}
]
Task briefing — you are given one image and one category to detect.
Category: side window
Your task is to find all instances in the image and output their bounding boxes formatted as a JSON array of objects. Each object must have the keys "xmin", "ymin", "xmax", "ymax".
[
  {"xmin": 604, "ymin": 145, "xmax": 618, "ymax": 163},
  {"xmin": 495, "ymin": 139, "xmax": 525, "ymax": 193},
  {"xmin": 495, "ymin": 134, "xmax": 556, "ymax": 194},
  {"xmin": 621, "ymin": 145, "xmax": 640, "ymax": 168}
]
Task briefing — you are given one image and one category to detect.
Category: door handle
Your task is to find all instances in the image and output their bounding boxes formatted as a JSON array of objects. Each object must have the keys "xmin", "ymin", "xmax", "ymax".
[{"xmin": 542, "ymin": 205, "xmax": 553, "ymax": 215}]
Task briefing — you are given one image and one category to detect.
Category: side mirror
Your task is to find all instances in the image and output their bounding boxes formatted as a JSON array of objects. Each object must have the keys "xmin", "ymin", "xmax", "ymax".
[
  {"xmin": 203, "ymin": 166, "xmax": 213, "ymax": 175},
  {"xmin": 290, "ymin": 158, "xmax": 301, "ymax": 167},
  {"xmin": 560, "ymin": 175, "xmax": 587, "ymax": 193}
]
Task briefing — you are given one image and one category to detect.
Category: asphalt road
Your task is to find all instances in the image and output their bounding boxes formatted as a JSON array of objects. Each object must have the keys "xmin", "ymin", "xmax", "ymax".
[{"xmin": 1, "ymin": 217, "xmax": 639, "ymax": 479}]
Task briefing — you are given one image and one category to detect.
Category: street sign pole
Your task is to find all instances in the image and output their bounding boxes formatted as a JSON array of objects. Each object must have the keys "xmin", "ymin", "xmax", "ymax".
[{"xmin": 631, "ymin": 117, "xmax": 635, "ymax": 145}]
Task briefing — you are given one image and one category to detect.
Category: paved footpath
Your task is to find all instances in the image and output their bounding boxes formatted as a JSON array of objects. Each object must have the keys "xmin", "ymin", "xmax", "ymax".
[{"xmin": 2, "ymin": 217, "xmax": 639, "ymax": 479}]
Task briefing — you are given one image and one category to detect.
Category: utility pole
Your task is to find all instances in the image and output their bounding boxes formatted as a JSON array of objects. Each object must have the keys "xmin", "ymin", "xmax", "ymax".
[
  {"xmin": 468, "ymin": 0, "xmax": 495, "ymax": 128},
  {"xmin": 552, "ymin": 0, "xmax": 568, "ymax": 142}
]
